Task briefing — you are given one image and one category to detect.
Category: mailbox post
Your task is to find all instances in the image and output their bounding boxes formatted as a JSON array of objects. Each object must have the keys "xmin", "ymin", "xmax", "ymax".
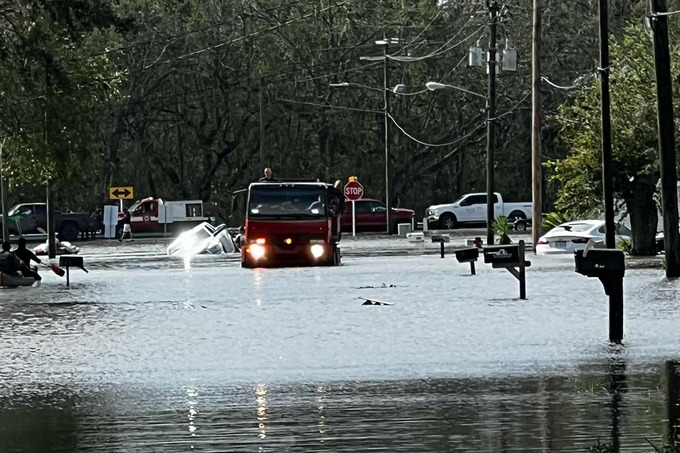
[
  {"xmin": 482, "ymin": 240, "xmax": 531, "ymax": 299},
  {"xmin": 431, "ymin": 234, "xmax": 450, "ymax": 258},
  {"xmin": 455, "ymin": 247, "xmax": 480, "ymax": 275},
  {"xmin": 59, "ymin": 256, "xmax": 89, "ymax": 287},
  {"xmin": 574, "ymin": 248, "xmax": 625, "ymax": 344}
]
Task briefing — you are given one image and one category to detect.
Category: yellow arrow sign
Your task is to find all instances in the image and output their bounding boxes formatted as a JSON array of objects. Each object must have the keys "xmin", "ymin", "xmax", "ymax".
[{"xmin": 109, "ymin": 186, "xmax": 134, "ymax": 200}]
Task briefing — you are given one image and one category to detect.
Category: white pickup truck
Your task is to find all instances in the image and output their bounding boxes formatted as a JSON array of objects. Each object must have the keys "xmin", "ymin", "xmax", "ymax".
[{"xmin": 425, "ymin": 192, "xmax": 532, "ymax": 229}]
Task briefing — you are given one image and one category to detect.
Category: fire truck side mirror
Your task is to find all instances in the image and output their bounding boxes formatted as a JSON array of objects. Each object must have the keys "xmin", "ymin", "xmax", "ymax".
[{"xmin": 231, "ymin": 195, "xmax": 238, "ymax": 214}]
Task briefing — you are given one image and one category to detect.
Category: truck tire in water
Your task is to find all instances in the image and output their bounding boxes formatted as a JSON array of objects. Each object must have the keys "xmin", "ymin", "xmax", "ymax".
[
  {"xmin": 440, "ymin": 213, "xmax": 457, "ymax": 230},
  {"xmin": 508, "ymin": 211, "xmax": 526, "ymax": 221},
  {"xmin": 59, "ymin": 222, "xmax": 80, "ymax": 241}
]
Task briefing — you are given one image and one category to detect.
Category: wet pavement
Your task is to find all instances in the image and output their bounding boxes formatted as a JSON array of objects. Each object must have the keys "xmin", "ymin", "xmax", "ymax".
[{"xmin": 0, "ymin": 235, "xmax": 678, "ymax": 451}]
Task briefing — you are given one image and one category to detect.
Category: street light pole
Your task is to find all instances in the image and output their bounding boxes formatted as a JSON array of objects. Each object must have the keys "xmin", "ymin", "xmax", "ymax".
[
  {"xmin": 486, "ymin": 0, "xmax": 500, "ymax": 246},
  {"xmin": 382, "ymin": 41, "xmax": 391, "ymax": 234}
]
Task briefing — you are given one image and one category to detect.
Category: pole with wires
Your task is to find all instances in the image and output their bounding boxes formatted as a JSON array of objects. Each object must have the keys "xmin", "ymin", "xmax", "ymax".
[
  {"xmin": 485, "ymin": 0, "xmax": 499, "ymax": 246},
  {"xmin": 382, "ymin": 41, "xmax": 392, "ymax": 235},
  {"xmin": 650, "ymin": 0, "xmax": 680, "ymax": 276},
  {"xmin": 599, "ymin": 0, "xmax": 616, "ymax": 249},
  {"xmin": 531, "ymin": 0, "xmax": 543, "ymax": 251}
]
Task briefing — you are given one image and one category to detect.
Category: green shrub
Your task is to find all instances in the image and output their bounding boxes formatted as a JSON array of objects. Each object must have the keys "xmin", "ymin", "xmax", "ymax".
[
  {"xmin": 542, "ymin": 211, "xmax": 573, "ymax": 232},
  {"xmin": 618, "ymin": 238, "xmax": 632, "ymax": 254},
  {"xmin": 493, "ymin": 216, "xmax": 512, "ymax": 245}
]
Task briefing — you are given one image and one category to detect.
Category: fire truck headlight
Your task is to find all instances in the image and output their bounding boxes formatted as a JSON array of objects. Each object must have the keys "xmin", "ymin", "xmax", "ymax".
[
  {"xmin": 310, "ymin": 244, "xmax": 325, "ymax": 259},
  {"xmin": 249, "ymin": 244, "xmax": 266, "ymax": 260}
]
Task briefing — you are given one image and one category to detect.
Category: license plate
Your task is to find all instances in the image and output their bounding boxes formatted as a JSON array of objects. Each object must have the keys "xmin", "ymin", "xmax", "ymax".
[{"xmin": 555, "ymin": 241, "xmax": 567, "ymax": 248}]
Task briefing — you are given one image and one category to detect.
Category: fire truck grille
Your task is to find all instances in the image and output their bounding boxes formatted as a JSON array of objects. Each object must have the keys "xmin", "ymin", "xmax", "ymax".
[{"xmin": 271, "ymin": 234, "xmax": 325, "ymax": 250}]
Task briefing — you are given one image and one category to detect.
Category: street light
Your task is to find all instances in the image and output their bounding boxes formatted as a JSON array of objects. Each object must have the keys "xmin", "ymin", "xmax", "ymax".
[
  {"xmin": 329, "ymin": 79, "xmax": 406, "ymax": 235},
  {"xmin": 429, "ymin": 2, "xmax": 517, "ymax": 245},
  {"xmin": 331, "ymin": 39, "xmax": 401, "ymax": 234},
  {"xmin": 425, "ymin": 81, "xmax": 486, "ymax": 100}
]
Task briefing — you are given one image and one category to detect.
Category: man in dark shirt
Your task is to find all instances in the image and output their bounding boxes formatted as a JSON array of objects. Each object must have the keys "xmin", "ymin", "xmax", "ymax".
[
  {"xmin": 0, "ymin": 241, "xmax": 21, "ymax": 276},
  {"xmin": 259, "ymin": 167, "xmax": 278, "ymax": 182},
  {"xmin": 1, "ymin": 240, "xmax": 40, "ymax": 281},
  {"xmin": 14, "ymin": 238, "xmax": 41, "ymax": 267}
]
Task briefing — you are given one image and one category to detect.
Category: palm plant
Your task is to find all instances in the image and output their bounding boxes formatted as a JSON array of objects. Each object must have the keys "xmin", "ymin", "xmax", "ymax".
[{"xmin": 492, "ymin": 216, "xmax": 512, "ymax": 244}]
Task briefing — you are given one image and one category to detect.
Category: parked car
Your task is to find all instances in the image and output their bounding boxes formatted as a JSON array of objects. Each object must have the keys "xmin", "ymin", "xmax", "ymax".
[
  {"xmin": 535, "ymin": 220, "xmax": 631, "ymax": 255},
  {"xmin": 426, "ymin": 192, "xmax": 532, "ymax": 229},
  {"xmin": 342, "ymin": 198, "xmax": 414, "ymax": 233}
]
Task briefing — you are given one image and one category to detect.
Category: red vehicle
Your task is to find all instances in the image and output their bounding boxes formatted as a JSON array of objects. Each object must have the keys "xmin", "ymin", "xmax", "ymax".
[
  {"xmin": 238, "ymin": 182, "xmax": 344, "ymax": 268},
  {"xmin": 341, "ymin": 198, "xmax": 415, "ymax": 233}
]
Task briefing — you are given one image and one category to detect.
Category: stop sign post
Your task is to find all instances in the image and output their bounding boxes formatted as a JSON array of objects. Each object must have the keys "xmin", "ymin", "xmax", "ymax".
[{"xmin": 344, "ymin": 181, "xmax": 364, "ymax": 236}]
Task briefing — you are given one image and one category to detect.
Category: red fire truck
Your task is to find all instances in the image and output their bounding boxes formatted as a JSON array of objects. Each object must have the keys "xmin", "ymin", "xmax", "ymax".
[{"xmin": 236, "ymin": 182, "xmax": 344, "ymax": 268}]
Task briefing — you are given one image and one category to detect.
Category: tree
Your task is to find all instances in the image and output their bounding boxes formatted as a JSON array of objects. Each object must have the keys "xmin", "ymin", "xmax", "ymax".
[
  {"xmin": 0, "ymin": 0, "xmax": 128, "ymax": 209},
  {"xmin": 548, "ymin": 24, "xmax": 673, "ymax": 255}
]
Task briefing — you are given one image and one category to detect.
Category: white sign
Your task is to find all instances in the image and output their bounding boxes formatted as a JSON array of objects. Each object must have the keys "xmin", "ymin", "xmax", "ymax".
[
  {"xmin": 103, "ymin": 205, "xmax": 118, "ymax": 239},
  {"xmin": 157, "ymin": 201, "xmax": 174, "ymax": 224}
]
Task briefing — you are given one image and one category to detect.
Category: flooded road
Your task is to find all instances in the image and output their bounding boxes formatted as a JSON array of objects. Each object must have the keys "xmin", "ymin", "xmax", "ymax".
[{"xmin": 1, "ymin": 240, "xmax": 679, "ymax": 451}]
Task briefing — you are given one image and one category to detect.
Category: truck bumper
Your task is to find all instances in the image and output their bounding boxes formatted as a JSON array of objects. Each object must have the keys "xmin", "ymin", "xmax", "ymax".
[
  {"xmin": 242, "ymin": 243, "xmax": 337, "ymax": 268},
  {"xmin": 426, "ymin": 215, "xmax": 440, "ymax": 228}
]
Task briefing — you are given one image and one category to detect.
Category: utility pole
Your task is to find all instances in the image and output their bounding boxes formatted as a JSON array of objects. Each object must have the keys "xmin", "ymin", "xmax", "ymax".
[
  {"xmin": 650, "ymin": 0, "xmax": 680, "ymax": 276},
  {"xmin": 531, "ymin": 0, "xmax": 543, "ymax": 250},
  {"xmin": 259, "ymin": 77, "xmax": 265, "ymax": 166},
  {"xmin": 44, "ymin": 69, "xmax": 56, "ymax": 259},
  {"xmin": 599, "ymin": 0, "xmax": 616, "ymax": 249},
  {"xmin": 0, "ymin": 140, "xmax": 8, "ymax": 242},
  {"xmin": 486, "ymin": 0, "xmax": 499, "ymax": 246},
  {"xmin": 381, "ymin": 39, "xmax": 392, "ymax": 235}
]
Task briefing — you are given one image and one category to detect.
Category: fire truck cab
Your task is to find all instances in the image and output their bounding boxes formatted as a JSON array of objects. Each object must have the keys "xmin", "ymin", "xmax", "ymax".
[{"xmin": 238, "ymin": 182, "xmax": 344, "ymax": 268}]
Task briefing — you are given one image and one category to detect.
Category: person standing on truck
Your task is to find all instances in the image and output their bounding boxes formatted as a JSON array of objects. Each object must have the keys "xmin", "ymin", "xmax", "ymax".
[
  {"xmin": 118, "ymin": 209, "xmax": 133, "ymax": 242},
  {"xmin": 259, "ymin": 167, "xmax": 278, "ymax": 182}
]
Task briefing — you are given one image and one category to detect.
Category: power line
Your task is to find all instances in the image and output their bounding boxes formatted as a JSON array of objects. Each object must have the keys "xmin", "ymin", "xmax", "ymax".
[
  {"xmin": 141, "ymin": 1, "xmax": 348, "ymax": 71},
  {"xmin": 388, "ymin": 113, "xmax": 486, "ymax": 147}
]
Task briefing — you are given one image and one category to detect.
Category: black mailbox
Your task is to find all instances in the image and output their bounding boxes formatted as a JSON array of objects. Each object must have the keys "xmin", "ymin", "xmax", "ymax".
[
  {"xmin": 455, "ymin": 247, "xmax": 479, "ymax": 263},
  {"xmin": 59, "ymin": 256, "xmax": 85, "ymax": 269},
  {"xmin": 483, "ymin": 245, "xmax": 520, "ymax": 266},
  {"xmin": 431, "ymin": 234, "xmax": 450, "ymax": 243},
  {"xmin": 574, "ymin": 249, "xmax": 625, "ymax": 278}
]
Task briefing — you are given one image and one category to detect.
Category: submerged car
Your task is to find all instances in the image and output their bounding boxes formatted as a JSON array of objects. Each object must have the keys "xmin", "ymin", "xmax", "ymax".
[
  {"xmin": 536, "ymin": 220, "xmax": 631, "ymax": 255},
  {"xmin": 167, "ymin": 222, "xmax": 238, "ymax": 257}
]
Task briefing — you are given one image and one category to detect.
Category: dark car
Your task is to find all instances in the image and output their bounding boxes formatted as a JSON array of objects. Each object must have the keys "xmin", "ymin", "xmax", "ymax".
[{"xmin": 341, "ymin": 198, "xmax": 414, "ymax": 233}]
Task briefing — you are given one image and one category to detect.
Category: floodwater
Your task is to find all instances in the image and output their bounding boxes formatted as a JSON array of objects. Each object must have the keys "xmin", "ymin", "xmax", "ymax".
[{"xmin": 1, "ymin": 239, "xmax": 679, "ymax": 452}]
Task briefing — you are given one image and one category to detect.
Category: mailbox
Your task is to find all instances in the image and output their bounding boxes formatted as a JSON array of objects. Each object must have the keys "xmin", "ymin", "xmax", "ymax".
[
  {"xmin": 455, "ymin": 247, "xmax": 479, "ymax": 263},
  {"xmin": 483, "ymin": 245, "xmax": 521, "ymax": 266},
  {"xmin": 431, "ymin": 234, "xmax": 450, "ymax": 243},
  {"xmin": 574, "ymin": 249, "xmax": 625, "ymax": 278},
  {"xmin": 59, "ymin": 256, "xmax": 86, "ymax": 270},
  {"xmin": 58, "ymin": 255, "xmax": 88, "ymax": 287}
]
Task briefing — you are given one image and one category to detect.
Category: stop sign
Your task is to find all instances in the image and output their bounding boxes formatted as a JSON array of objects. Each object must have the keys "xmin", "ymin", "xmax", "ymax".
[{"xmin": 344, "ymin": 181, "xmax": 364, "ymax": 201}]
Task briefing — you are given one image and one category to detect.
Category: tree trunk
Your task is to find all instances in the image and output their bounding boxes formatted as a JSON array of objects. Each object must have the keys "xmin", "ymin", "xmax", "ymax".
[{"xmin": 625, "ymin": 176, "xmax": 659, "ymax": 256}]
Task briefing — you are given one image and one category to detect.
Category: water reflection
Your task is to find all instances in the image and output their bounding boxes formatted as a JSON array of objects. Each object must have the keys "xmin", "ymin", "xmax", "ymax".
[
  {"xmin": 317, "ymin": 385, "xmax": 326, "ymax": 438},
  {"xmin": 255, "ymin": 383, "xmax": 269, "ymax": 440},
  {"xmin": 607, "ymin": 356, "xmax": 627, "ymax": 452},
  {"xmin": 185, "ymin": 386, "xmax": 199, "ymax": 436},
  {"xmin": 1, "ymin": 366, "xmax": 676, "ymax": 452},
  {"xmin": 667, "ymin": 360, "xmax": 680, "ymax": 446}
]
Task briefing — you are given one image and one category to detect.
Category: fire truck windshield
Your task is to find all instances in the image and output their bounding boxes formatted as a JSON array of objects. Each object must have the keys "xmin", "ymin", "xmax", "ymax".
[{"xmin": 248, "ymin": 186, "xmax": 326, "ymax": 217}]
